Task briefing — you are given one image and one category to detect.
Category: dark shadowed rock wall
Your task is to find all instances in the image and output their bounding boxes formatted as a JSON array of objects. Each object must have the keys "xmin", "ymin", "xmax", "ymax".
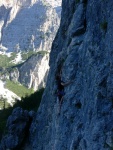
[{"xmin": 1, "ymin": 0, "xmax": 113, "ymax": 149}]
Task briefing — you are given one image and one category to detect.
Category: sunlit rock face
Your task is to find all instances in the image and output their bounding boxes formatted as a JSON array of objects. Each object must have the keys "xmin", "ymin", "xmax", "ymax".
[
  {"xmin": 0, "ymin": 0, "xmax": 61, "ymax": 52},
  {"xmin": 18, "ymin": 54, "xmax": 49, "ymax": 91}
]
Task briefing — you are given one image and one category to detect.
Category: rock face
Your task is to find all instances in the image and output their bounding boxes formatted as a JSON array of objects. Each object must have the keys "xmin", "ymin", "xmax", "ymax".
[
  {"xmin": 0, "ymin": 0, "xmax": 61, "ymax": 52},
  {"xmin": 28, "ymin": 0, "xmax": 113, "ymax": 150},
  {"xmin": 1, "ymin": 0, "xmax": 113, "ymax": 150},
  {"xmin": 18, "ymin": 53, "xmax": 49, "ymax": 90},
  {"xmin": 0, "ymin": 107, "xmax": 36, "ymax": 150}
]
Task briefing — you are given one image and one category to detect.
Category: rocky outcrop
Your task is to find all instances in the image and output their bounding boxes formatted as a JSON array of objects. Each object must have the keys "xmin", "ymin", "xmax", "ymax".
[
  {"xmin": 0, "ymin": 107, "xmax": 36, "ymax": 150},
  {"xmin": 0, "ymin": 0, "xmax": 61, "ymax": 52}
]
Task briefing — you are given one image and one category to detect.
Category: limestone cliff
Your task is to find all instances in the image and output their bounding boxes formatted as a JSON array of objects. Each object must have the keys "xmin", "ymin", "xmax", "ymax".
[
  {"xmin": 18, "ymin": 53, "xmax": 49, "ymax": 90},
  {"xmin": 0, "ymin": 52, "xmax": 49, "ymax": 91},
  {"xmin": 1, "ymin": 0, "xmax": 113, "ymax": 150},
  {"xmin": 0, "ymin": 0, "xmax": 61, "ymax": 52}
]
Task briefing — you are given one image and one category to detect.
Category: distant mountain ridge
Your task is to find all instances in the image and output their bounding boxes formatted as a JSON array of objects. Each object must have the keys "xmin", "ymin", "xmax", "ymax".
[{"xmin": 0, "ymin": 0, "xmax": 61, "ymax": 52}]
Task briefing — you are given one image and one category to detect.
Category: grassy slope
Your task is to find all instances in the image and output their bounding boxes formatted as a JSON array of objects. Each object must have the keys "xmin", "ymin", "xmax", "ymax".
[
  {"xmin": 0, "ymin": 53, "xmax": 16, "ymax": 68},
  {"xmin": 5, "ymin": 80, "xmax": 34, "ymax": 98}
]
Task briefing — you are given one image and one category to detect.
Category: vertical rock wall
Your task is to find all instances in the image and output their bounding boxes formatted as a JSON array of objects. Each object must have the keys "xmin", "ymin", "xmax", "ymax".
[{"xmin": 29, "ymin": 0, "xmax": 113, "ymax": 150}]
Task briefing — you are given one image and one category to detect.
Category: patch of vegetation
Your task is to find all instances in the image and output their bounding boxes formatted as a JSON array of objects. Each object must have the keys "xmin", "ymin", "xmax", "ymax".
[
  {"xmin": 100, "ymin": 20, "xmax": 108, "ymax": 31},
  {"xmin": 14, "ymin": 88, "xmax": 44, "ymax": 111},
  {"xmin": 21, "ymin": 50, "xmax": 48, "ymax": 60},
  {"xmin": 0, "ymin": 53, "xmax": 16, "ymax": 68},
  {"xmin": 0, "ymin": 98, "xmax": 10, "ymax": 110},
  {"xmin": 38, "ymin": 51, "xmax": 49, "ymax": 55},
  {"xmin": 21, "ymin": 51, "xmax": 37, "ymax": 60},
  {"xmin": 39, "ymin": 34, "xmax": 46, "ymax": 39},
  {"xmin": 76, "ymin": 0, "xmax": 80, "ymax": 3},
  {"xmin": 10, "ymin": 52, "xmax": 17, "ymax": 59},
  {"xmin": 0, "ymin": 107, "xmax": 12, "ymax": 137},
  {"xmin": 5, "ymin": 80, "xmax": 34, "ymax": 98},
  {"xmin": 0, "ymin": 88, "xmax": 44, "ymax": 138},
  {"xmin": 0, "ymin": 50, "xmax": 49, "ymax": 69},
  {"xmin": 42, "ymin": 0, "xmax": 50, "ymax": 7}
]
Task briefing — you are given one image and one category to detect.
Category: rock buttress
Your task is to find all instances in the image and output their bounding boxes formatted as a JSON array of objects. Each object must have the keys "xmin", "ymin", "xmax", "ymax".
[{"xmin": 29, "ymin": 0, "xmax": 113, "ymax": 150}]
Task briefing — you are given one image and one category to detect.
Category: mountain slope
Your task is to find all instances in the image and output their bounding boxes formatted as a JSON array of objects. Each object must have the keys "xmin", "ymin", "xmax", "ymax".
[
  {"xmin": 0, "ymin": 0, "xmax": 61, "ymax": 52},
  {"xmin": 0, "ymin": 0, "xmax": 61, "ymax": 101}
]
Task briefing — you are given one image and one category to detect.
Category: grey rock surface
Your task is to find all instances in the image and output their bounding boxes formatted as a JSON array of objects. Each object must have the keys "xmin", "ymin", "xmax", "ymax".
[
  {"xmin": 28, "ymin": 0, "xmax": 113, "ymax": 150},
  {"xmin": 0, "ymin": 107, "xmax": 36, "ymax": 150},
  {"xmin": 18, "ymin": 53, "xmax": 49, "ymax": 90}
]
